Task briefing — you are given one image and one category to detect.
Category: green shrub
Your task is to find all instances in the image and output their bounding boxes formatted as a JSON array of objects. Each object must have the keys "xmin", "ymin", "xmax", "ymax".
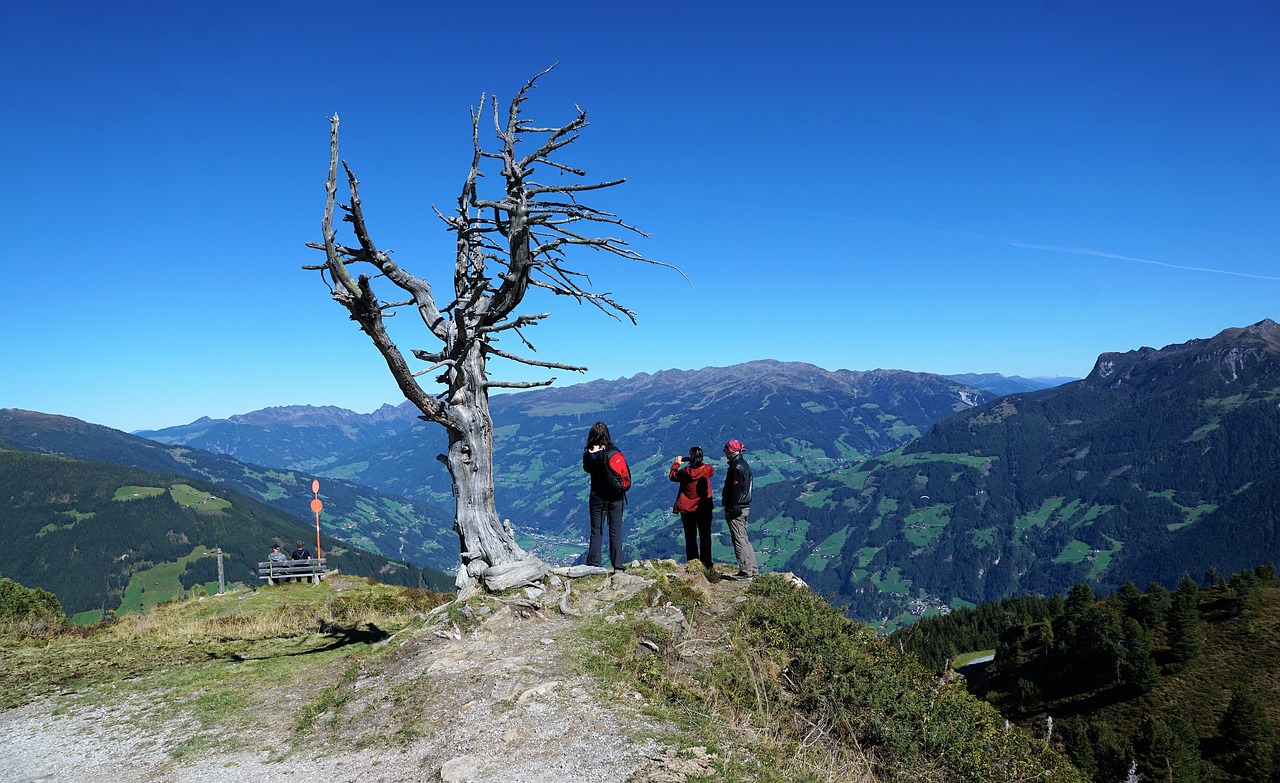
[
  {"xmin": 0, "ymin": 577, "xmax": 65, "ymax": 636},
  {"xmin": 709, "ymin": 575, "xmax": 1087, "ymax": 783}
]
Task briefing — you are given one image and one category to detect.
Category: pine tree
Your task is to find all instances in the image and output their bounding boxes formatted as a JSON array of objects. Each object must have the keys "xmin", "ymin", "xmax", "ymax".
[
  {"xmin": 1058, "ymin": 718, "xmax": 1098, "ymax": 779},
  {"xmin": 1217, "ymin": 689, "xmax": 1276, "ymax": 783},
  {"xmin": 1133, "ymin": 714, "xmax": 1202, "ymax": 783},
  {"xmin": 1116, "ymin": 581, "xmax": 1144, "ymax": 623},
  {"xmin": 1065, "ymin": 583, "xmax": 1095, "ymax": 617},
  {"xmin": 1143, "ymin": 581, "xmax": 1172, "ymax": 631},
  {"xmin": 1119, "ymin": 617, "xmax": 1161, "ymax": 693},
  {"xmin": 1166, "ymin": 579, "xmax": 1202, "ymax": 668},
  {"xmin": 1228, "ymin": 569, "xmax": 1262, "ymax": 617},
  {"xmin": 1165, "ymin": 714, "xmax": 1206, "ymax": 783}
]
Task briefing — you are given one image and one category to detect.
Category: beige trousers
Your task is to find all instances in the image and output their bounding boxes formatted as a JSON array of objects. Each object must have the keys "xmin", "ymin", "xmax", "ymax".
[{"xmin": 725, "ymin": 505, "xmax": 758, "ymax": 576}]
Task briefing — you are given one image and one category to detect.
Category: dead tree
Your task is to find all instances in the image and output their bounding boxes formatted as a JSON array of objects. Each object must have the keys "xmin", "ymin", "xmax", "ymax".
[{"xmin": 305, "ymin": 67, "xmax": 673, "ymax": 595}]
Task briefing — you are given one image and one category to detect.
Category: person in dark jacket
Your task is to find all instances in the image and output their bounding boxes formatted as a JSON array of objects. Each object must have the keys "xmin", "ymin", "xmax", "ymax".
[
  {"xmin": 291, "ymin": 541, "xmax": 312, "ymax": 561},
  {"xmin": 721, "ymin": 439, "xmax": 758, "ymax": 578},
  {"xmin": 582, "ymin": 421, "xmax": 626, "ymax": 571},
  {"xmin": 669, "ymin": 446, "xmax": 715, "ymax": 569}
]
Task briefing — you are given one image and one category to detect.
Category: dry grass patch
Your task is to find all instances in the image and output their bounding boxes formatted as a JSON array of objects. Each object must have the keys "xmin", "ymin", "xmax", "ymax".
[{"xmin": 0, "ymin": 577, "xmax": 450, "ymax": 711}]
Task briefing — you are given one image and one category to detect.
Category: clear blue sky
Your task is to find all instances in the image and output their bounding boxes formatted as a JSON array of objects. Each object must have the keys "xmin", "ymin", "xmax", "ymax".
[{"xmin": 2, "ymin": 1, "xmax": 1276, "ymax": 433}]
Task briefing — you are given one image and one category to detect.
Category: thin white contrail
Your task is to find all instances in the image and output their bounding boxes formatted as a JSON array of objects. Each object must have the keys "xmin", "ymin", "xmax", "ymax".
[
  {"xmin": 667, "ymin": 197, "xmax": 1279, "ymax": 282},
  {"xmin": 1007, "ymin": 241, "xmax": 1280, "ymax": 281},
  {"xmin": 822, "ymin": 214, "xmax": 1280, "ymax": 283}
]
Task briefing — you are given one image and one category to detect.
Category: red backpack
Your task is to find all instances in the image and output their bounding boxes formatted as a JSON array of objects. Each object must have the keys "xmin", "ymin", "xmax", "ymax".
[{"xmin": 605, "ymin": 448, "xmax": 632, "ymax": 496}]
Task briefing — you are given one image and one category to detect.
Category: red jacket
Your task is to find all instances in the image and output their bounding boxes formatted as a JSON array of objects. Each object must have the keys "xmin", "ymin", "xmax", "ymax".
[{"xmin": 669, "ymin": 461, "xmax": 715, "ymax": 514}]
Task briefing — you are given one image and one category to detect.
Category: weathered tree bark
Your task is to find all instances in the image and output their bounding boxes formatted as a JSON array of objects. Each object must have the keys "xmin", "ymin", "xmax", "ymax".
[{"xmin": 305, "ymin": 66, "xmax": 678, "ymax": 594}]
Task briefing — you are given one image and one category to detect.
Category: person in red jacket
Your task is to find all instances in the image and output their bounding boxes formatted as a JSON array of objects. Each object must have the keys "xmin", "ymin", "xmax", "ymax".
[{"xmin": 669, "ymin": 446, "xmax": 715, "ymax": 569}]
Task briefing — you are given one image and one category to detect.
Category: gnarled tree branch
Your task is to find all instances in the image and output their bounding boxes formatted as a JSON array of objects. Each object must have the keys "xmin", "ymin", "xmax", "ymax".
[{"xmin": 306, "ymin": 69, "xmax": 680, "ymax": 593}]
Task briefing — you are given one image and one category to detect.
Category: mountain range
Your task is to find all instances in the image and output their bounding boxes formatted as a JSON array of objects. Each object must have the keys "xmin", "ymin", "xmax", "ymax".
[
  {"xmin": 11, "ymin": 320, "xmax": 1276, "ymax": 629},
  {"xmin": 141, "ymin": 361, "xmax": 1018, "ymax": 565},
  {"xmin": 135, "ymin": 403, "xmax": 418, "ymax": 472},
  {"xmin": 758, "ymin": 319, "xmax": 1280, "ymax": 625},
  {"xmin": 944, "ymin": 373, "xmax": 1077, "ymax": 396},
  {"xmin": 132, "ymin": 370, "xmax": 1065, "ymax": 470}
]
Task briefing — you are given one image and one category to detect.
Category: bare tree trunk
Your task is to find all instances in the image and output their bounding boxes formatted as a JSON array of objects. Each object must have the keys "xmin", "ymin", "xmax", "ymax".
[
  {"xmin": 305, "ymin": 67, "xmax": 675, "ymax": 595},
  {"xmin": 445, "ymin": 342, "xmax": 543, "ymax": 593}
]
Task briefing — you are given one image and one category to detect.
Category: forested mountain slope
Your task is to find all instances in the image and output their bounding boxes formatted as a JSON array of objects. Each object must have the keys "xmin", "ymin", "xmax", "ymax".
[
  {"xmin": 0, "ymin": 410, "xmax": 458, "ymax": 570},
  {"xmin": 752, "ymin": 319, "xmax": 1280, "ymax": 625},
  {"xmin": 0, "ymin": 446, "xmax": 445, "ymax": 618},
  {"xmin": 892, "ymin": 567, "xmax": 1280, "ymax": 783}
]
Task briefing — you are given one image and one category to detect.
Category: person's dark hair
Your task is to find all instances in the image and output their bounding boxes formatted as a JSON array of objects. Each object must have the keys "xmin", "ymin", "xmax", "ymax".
[
  {"xmin": 587, "ymin": 421, "xmax": 612, "ymax": 449},
  {"xmin": 688, "ymin": 446, "xmax": 704, "ymax": 468}
]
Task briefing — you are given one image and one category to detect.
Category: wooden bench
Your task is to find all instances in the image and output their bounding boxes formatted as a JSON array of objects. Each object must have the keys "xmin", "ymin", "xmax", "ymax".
[{"xmin": 257, "ymin": 558, "xmax": 330, "ymax": 584}]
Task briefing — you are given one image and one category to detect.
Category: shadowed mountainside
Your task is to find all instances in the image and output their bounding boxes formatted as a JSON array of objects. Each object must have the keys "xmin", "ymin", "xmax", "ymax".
[
  {"xmin": 0, "ymin": 446, "xmax": 448, "ymax": 617},
  {"xmin": 0, "ymin": 410, "xmax": 458, "ymax": 571},
  {"xmin": 750, "ymin": 319, "xmax": 1280, "ymax": 626}
]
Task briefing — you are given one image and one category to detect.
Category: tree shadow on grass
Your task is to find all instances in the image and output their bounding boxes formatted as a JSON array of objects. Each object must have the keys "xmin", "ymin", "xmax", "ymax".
[{"xmin": 211, "ymin": 622, "xmax": 390, "ymax": 662}]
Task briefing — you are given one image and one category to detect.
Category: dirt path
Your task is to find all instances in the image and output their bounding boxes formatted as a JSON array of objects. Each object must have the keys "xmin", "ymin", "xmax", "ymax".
[{"xmin": 0, "ymin": 569, "xmax": 719, "ymax": 783}]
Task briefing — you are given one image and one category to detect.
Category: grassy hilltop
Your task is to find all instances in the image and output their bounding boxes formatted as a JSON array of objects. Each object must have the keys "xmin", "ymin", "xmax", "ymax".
[{"xmin": 0, "ymin": 567, "xmax": 1084, "ymax": 782}]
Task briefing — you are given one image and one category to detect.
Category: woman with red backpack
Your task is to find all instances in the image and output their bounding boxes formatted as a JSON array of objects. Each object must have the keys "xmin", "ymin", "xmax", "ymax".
[{"xmin": 582, "ymin": 421, "xmax": 629, "ymax": 571}]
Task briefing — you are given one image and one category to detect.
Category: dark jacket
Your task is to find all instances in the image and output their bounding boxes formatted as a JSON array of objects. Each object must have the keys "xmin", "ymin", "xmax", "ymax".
[
  {"xmin": 583, "ymin": 446, "xmax": 625, "ymax": 503},
  {"xmin": 722, "ymin": 454, "xmax": 752, "ymax": 509},
  {"xmin": 670, "ymin": 462, "xmax": 715, "ymax": 514},
  {"xmin": 292, "ymin": 547, "xmax": 312, "ymax": 560}
]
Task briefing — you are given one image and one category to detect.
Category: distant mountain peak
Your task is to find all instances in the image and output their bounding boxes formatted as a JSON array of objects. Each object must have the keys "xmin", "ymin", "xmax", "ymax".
[
  {"xmin": 1209, "ymin": 317, "xmax": 1280, "ymax": 349},
  {"xmin": 1086, "ymin": 318, "xmax": 1280, "ymax": 386},
  {"xmin": 944, "ymin": 373, "xmax": 1073, "ymax": 396}
]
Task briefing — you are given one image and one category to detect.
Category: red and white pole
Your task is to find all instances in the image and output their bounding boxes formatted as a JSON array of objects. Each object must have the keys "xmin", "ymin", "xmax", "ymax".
[{"xmin": 310, "ymin": 479, "xmax": 323, "ymax": 559}]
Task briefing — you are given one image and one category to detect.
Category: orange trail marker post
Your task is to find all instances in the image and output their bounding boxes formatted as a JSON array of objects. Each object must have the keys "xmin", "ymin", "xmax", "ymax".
[{"xmin": 310, "ymin": 479, "xmax": 323, "ymax": 559}]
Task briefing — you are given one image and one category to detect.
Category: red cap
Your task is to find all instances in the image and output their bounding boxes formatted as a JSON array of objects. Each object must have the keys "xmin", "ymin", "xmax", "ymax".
[{"xmin": 725, "ymin": 439, "xmax": 746, "ymax": 453}]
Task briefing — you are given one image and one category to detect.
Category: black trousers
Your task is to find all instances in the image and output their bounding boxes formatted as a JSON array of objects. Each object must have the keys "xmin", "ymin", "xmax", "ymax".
[
  {"xmin": 588, "ymin": 499, "xmax": 625, "ymax": 569},
  {"xmin": 681, "ymin": 507, "xmax": 713, "ymax": 568}
]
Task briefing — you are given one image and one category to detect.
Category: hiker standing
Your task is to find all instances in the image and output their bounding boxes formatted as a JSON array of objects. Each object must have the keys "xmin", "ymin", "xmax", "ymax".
[
  {"xmin": 721, "ymin": 439, "xmax": 758, "ymax": 579},
  {"xmin": 582, "ymin": 421, "xmax": 629, "ymax": 571},
  {"xmin": 670, "ymin": 446, "xmax": 715, "ymax": 569}
]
